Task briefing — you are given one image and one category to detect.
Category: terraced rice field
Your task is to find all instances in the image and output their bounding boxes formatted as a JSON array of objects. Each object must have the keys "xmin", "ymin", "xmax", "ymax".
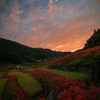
[{"xmin": 0, "ymin": 67, "xmax": 99, "ymax": 100}]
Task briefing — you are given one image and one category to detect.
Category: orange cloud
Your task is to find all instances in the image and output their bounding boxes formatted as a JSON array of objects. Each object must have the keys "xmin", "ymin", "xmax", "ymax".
[
  {"xmin": 48, "ymin": 0, "xmax": 53, "ymax": 12},
  {"xmin": 40, "ymin": 16, "xmax": 44, "ymax": 19},
  {"xmin": 10, "ymin": 13, "xmax": 19, "ymax": 22}
]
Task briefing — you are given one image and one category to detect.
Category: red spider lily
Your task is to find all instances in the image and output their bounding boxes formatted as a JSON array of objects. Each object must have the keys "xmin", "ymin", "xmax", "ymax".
[
  {"xmin": 2, "ymin": 97, "xmax": 6, "ymax": 100},
  {"xmin": 2, "ymin": 75, "xmax": 26, "ymax": 100},
  {"xmin": 0, "ymin": 72, "xmax": 10, "ymax": 79},
  {"xmin": 74, "ymin": 95, "xmax": 84, "ymax": 100},
  {"xmin": 97, "ymin": 87, "xmax": 100, "ymax": 94},
  {"xmin": 30, "ymin": 69, "xmax": 100, "ymax": 100},
  {"xmin": 39, "ymin": 98, "xmax": 45, "ymax": 100},
  {"xmin": 48, "ymin": 46, "xmax": 100, "ymax": 67}
]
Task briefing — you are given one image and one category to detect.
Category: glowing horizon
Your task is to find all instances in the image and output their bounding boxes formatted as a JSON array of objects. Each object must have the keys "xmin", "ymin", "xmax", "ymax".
[{"xmin": 0, "ymin": 0, "xmax": 100, "ymax": 52}]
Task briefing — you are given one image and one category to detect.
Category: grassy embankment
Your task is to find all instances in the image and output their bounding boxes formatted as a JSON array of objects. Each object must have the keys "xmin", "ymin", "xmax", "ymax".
[
  {"xmin": 37, "ymin": 68, "xmax": 91, "ymax": 84},
  {"xmin": 47, "ymin": 46, "xmax": 100, "ymax": 85}
]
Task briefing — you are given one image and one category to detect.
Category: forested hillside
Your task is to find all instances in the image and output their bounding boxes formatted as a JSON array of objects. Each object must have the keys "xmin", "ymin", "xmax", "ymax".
[
  {"xmin": 0, "ymin": 38, "xmax": 70, "ymax": 63},
  {"xmin": 83, "ymin": 29, "xmax": 100, "ymax": 49}
]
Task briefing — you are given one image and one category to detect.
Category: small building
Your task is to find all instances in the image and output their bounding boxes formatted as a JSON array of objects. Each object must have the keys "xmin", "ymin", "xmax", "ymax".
[
  {"xmin": 16, "ymin": 65, "xmax": 23, "ymax": 69},
  {"xmin": 37, "ymin": 60, "xmax": 42, "ymax": 63}
]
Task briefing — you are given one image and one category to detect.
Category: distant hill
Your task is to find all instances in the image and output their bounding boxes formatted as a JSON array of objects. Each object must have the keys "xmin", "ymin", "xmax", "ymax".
[
  {"xmin": 83, "ymin": 29, "xmax": 100, "ymax": 49},
  {"xmin": 0, "ymin": 38, "xmax": 71, "ymax": 63}
]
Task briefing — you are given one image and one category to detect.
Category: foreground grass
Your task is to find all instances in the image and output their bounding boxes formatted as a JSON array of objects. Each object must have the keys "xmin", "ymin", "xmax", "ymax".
[
  {"xmin": 0, "ymin": 79, "xmax": 8, "ymax": 99},
  {"xmin": 17, "ymin": 73, "xmax": 43, "ymax": 97},
  {"xmin": 37, "ymin": 68, "xmax": 91, "ymax": 84}
]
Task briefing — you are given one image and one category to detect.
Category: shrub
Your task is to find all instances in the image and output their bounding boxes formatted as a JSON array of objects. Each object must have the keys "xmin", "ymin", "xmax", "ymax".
[{"xmin": 91, "ymin": 52, "xmax": 100, "ymax": 85}]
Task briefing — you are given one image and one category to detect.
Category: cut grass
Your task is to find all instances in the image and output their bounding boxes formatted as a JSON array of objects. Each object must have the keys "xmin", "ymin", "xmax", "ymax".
[
  {"xmin": 21, "ymin": 67, "xmax": 33, "ymax": 69},
  {"xmin": 7, "ymin": 72, "xmax": 22, "ymax": 75},
  {"xmin": 22, "ymin": 69, "xmax": 33, "ymax": 73},
  {"xmin": 8, "ymin": 67, "xmax": 34, "ymax": 72},
  {"xmin": 17, "ymin": 73, "xmax": 43, "ymax": 97},
  {"xmin": 37, "ymin": 68, "xmax": 92, "ymax": 84},
  {"xmin": 8, "ymin": 69, "xmax": 20, "ymax": 72},
  {"xmin": 0, "ymin": 79, "xmax": 8, "ymax": 99},
  {"xmin": 0, "ymin": 68, "xmax": 7, "ymax": 73},
  {"xmin": 0, "ymin": 72, "xmax": 4, "ymax": 77}
]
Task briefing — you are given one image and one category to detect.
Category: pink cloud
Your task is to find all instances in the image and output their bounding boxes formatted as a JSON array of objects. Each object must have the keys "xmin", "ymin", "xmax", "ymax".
[{"xmin": 10, "ymin": 13, "xmax": 19, "ymax": 22}]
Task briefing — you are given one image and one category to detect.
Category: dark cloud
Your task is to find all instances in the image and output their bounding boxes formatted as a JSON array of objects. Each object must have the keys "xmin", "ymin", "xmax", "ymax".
[{"xmin": 0, "ymin": 7, "xmax": 6, "ymax": 13}]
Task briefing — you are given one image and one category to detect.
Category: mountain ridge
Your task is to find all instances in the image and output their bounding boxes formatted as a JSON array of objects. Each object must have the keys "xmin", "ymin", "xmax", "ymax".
[{"xmin": 0, "ymin": 38, "xmax": 71, "ymax": 63}]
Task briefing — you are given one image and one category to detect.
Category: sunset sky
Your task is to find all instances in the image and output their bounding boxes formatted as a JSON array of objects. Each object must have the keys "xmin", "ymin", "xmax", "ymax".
[{"xmin": 0, "ymin": 0, "xmax": 100, "ymax": 52}]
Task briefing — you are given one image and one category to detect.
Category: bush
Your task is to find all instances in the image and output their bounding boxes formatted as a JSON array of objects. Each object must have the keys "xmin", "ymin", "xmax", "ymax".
[{"xmin": 91, "ymin": 52, "xmax": 100, "ymax": 85}]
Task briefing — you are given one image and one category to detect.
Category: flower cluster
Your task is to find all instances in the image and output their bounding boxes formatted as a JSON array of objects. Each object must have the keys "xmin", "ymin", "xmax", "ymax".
[
  {"xmin": 0, "ymin": 72, "xmax": 10, "ymax": 79},
  {"xmin": 39, "ymin": 98, "xmax": 45, "ymax": 100},
  {"xmin": 30, "ymin": 69, "xmax": 100, "ymax": 100},
  {"xmin": 48, "ymin": 46, "xmax": 100, "ymax": 67},
  {"xmin": 57, "ymin": 86, "xmax": 100, "ymax": 100},
  {"xmin": 2, "ymin": 75, "xmax": 25, "ymax": 100}
]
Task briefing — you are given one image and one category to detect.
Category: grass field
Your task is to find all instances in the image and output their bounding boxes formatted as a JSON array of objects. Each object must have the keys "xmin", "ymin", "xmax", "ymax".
[
  {"xmin": 17, "ymin": 73, "xmax": 43, "ymax": 97},
  {"xmin": 0, "ymin": 66, "xmax": 100, "ymax": 100}
]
